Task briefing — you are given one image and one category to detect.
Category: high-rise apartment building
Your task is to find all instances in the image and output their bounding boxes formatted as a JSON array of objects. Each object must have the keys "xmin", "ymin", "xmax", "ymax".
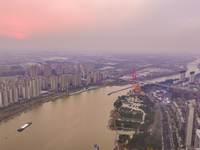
[
  {"xmin": 55, "ymin": 65, "xmax": 63, "ymax": 75},
  {"xmin": 91, "ymin": 70, "xmax": 94, "ymax": 78},
  {"xmin": 93, "ymin": 73, "xmax": 97, "ymax": 83},
  {"xmin": 80, "ymin": 64, "xmax": 85, "ymax": 73},
  {"xmin": 87, "ymin": 74, "xmax": 91, "ymax": 84},
  {"xmin": 30, "ymin": 64, "xmax": 39, "ymax": 77},
  {"xmin": 185, "ymin": 99, "xmax": 197, "ymax": 149},
  {"xmin": 0, "ymin": 92, "xmax": 3, "ymax": 107},
  {"xmin": 75, "ymin": 65, "xmax": 81, "ymax": 73},
  {"xmin": 80, "ymin": 63, "xmax": 94, "ymax": 74},
  {"xmin": 42, "ymin": 77, "xmax": 48, "ymax": 90},
  {"xmin": 0, "ymin": 82, "xmax": 5, "ymax": 89},
  {"xmin": 8, "ymin": 89, "xmax": 13, "ymax": 103},
  {"xmin": 2, "ymin": 90, "xmax": 8, "ymax": 106},
  {"xmin": 34, "ymin": 76, "xmax": 41, "ymax": 96},
  {"xmin": 31, "ymin": 79, "xmax": 37, "ymax": 97},
  {"xmin": 71, "ymin": 73, "xmax": 81, "ymax": 86},
  {"xmin": 36, "ymin": 75, "xmax": 42, "ymax": 88},
  {"xmin": 70, "ymin": 65, "xmax": 75, "ymax": 73},
  {"xmin": 77, "ymin": 73, "xmax": 82, "ymax": 86},
  {"xmin": 25, "ymin": 67, "xmax": 30, "ymax": 76},
  {"xmin": 50, "ymin": 76, "xmax": 58, "ymax": 90},
  {"xmin": 28, "ymin": 79, "xmax": 39, "ymax": 98},
  {"xmin": 59, "ymin": 75, "xmax": 66, "ymax": 89},
  {"xmin": 13, "ymin": 88, "xmax": 19, "ymax": 102},
  {"xmin": 25, "ymin": 64, "xmax": 40, "ymax": 77},
  {"xmin": 25, "ymin": 86, "xmax": 30, "ymax": 99},
  {"xmin": 0, "ymin": 91, "xmax": 3, "ymax": 107},
  {"xmin": 189, "ymin": 71, "xmax": 195, "ymax": 83},
  {"xmin": 82, "ymin": 71, "xmax": 86, "ymax": 78},
  {"xmin": 59, "ymin": 75, "xmax": 70, "ymax": 89},
  {"xmin": 87, "ymin": 63, "xmax": 94, "ymax": 72},
  {"xmin": 93, "ymin": 71, "xmax": 101, "ymax": 83},
  {"xmin": 44, "ymin": 64, "xmax": 52, "ymax": 77},
  {"xmin": 180, "ymin": 70, "xmax": 186, "ymax": 82},
  {"xmin": 19, "ymin": 83, "xmax": 24, "ymax": 98},
  {"xmin": 63, "ymin": 66, "xmax": 70, "ymax": 74},
  {"xmin": 22, "ymin": 86, "xmax": 26, "ymax": 98}
]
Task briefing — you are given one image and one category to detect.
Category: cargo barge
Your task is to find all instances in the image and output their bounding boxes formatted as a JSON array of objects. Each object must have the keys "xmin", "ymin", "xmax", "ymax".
[
  {"xmin": 17, "ymin": 122, "xmax": 32, "ymax": 132},
  {"xmin": 92, "ymin": 143, "xmax": 100, "ymax": 150}
]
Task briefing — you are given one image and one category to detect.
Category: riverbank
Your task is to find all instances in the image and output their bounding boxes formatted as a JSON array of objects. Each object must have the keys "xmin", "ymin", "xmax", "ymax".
[
  {"xmin": 0, "ymin": 81, "xmax": 131, "ymax": 123},
  {"xmin": 0, "ymin": 85, "xmax": 99, "ymax": 123},
  {"xmin": 108, "ymin": 110, "xmax": 120, "ymax": 130},
  {"xmin": 0, "ymin": 60, "xmax": 194, "ymax": 124},
  {"xmin": 0, "ymin": 64, "xmax": 194, "ymax": 124},
  {"xmin": 0, "ymin": 89, "xmax": 73, "ymax": 123}
]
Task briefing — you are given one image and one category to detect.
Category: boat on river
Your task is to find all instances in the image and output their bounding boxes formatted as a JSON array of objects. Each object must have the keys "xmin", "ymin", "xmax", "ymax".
[
  {"xmin": 92, "ymin": 143, "xmax": 100, "ymax": 150},
  {"xmin": 17, "ymin": 122, "xmax": 32, "ymax": 132}
]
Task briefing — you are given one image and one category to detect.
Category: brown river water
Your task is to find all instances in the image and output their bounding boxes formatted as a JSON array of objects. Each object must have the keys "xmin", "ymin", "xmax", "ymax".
[
  {"xmin": 1, "ymin": 59, "xmax": 200, "ymax": 150},
  {"xmin": 0, "ymin": 85, "xmax": 131, "ymax": 150}
]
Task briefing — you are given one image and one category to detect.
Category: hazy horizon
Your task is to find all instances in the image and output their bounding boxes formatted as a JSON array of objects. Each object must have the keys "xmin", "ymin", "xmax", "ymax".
[{"xmin": 1, "ymin": 0, "xmax": 200, "ymax": 54}]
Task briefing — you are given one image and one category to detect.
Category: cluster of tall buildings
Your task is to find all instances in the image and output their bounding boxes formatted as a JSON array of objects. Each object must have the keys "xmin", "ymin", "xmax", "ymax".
[
  {"xmin": 0, "ymin": 76, "xmax": 42, "ymax": 107},
  {"xmin": 44, "ymin": 64, "xmax": 52, "ymax": 77},
  {"xmin": 171, "ymin": 99, "xmax": 200, "ymax": 149},
  {"xmin": 59, "ymin": 73, "xmax": 82, "ymax": 89},
  {"xmin": 25, "ymin": 63, "xmax": 105, "ymax": 86},
  {"xmin": 25, "ymin": 63, "xmax": 53, "ymax": 77},
  {"xmin": 62, "ymin": 63, "xmax": 95, "ymax": 77},
  {"xmin": 25, "ymin": 63, "xmax": 95, "ymax": 77},
  {"xmin": 179, "ymin": 70, "xmax": 195, "ymax": 83},
  {"xmin": 185, "ymin": 100, "xmax": 197, "ymax": 149},
  {"xmin": 173, "ymin": 71, "xmax": 198, "ymax": 88},
  {"xmin": 0, "ymin": 63, "xmax": 107, "ymax": 108},
  {"xmin": 180, "ymin": 70, "xmax": 186, "ymax": 82},
  {"xmin": 25, "ymin": 64, "xmax": 40, "ymax": 77}
]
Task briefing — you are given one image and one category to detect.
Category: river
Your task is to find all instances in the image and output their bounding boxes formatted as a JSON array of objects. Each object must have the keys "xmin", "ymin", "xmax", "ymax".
[
  {"xmin": 0, "ymin": 85, "xmax": 132, "ymax": 150},
  {"xmin": 146, "ymin": 58, "xmax": 200, "ymax": 83},
  {"xmin": 0, "ymin": 59, "xmax": 200, "ymax": 150}
]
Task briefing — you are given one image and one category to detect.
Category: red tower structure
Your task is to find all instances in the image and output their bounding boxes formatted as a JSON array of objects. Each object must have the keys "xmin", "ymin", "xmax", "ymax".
[{"xmin": 132, "ymin": 69, "xmax": 136, "ymax": 82}]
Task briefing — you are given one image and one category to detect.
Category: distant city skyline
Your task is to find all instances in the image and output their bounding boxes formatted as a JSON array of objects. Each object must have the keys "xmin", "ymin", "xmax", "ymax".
[{"xmin": 1, "ymin": 1, "xmax": 200, "ymax": 54}]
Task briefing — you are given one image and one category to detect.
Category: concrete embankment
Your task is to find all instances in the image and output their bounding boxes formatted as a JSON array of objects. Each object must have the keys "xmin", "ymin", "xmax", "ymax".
[{"xmin": 108, "ymin": 86, "xmax": 133, "ymax": 95}]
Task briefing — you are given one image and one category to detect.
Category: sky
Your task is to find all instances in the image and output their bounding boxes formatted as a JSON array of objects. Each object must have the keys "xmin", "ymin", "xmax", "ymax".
[{"xmin": 1, "ymin": 0, "xmax": 200, "ymax": 54}]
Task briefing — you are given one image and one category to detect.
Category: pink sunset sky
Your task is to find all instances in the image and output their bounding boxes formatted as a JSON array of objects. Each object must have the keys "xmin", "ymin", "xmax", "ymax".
[{"xmin": 1, "ymin": 0, "xmax": 200, "ymax": 54}]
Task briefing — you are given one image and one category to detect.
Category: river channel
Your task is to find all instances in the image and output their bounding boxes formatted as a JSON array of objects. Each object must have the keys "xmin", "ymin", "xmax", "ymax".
[{"xmin": 0, "ymin": 59, "xmax": 200, "ymax": 150}]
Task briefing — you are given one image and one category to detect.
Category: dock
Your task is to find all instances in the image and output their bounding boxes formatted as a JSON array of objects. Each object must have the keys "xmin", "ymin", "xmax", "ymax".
[{"xmin": 107, "ymin": 86, "xmax": 133, "ymax": 95}]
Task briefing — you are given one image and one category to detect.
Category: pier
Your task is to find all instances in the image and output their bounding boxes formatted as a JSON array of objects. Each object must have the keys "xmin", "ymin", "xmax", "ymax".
[{"xmin": 107, "ymin": 86, "xmax": 133, "ymax": 95}]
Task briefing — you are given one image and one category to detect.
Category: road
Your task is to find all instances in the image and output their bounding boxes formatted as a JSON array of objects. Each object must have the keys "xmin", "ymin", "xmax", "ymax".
[
  {"xmin": 147, "ymin": 90, "xmax": 167, "ymax": 150},
  {"xmin": 161, "ymin": 103, "xmax": 175, "ymax": 150},
  {"xmin": 166, "ymin": 109, "xmax": 175, "ymax": 150},
  {"xmin": 147, "ymin": 90, "xmax": 175, "ymax": 150},
  {"xmin": 161, "ymin": 110, "xmax": 167, "ymax": 150}
]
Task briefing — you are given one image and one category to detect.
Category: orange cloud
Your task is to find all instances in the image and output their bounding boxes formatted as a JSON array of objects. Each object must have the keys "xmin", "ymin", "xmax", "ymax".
[{"xmin": 0, "ymin": 0, "xmax": 148, "ymax": 39}]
